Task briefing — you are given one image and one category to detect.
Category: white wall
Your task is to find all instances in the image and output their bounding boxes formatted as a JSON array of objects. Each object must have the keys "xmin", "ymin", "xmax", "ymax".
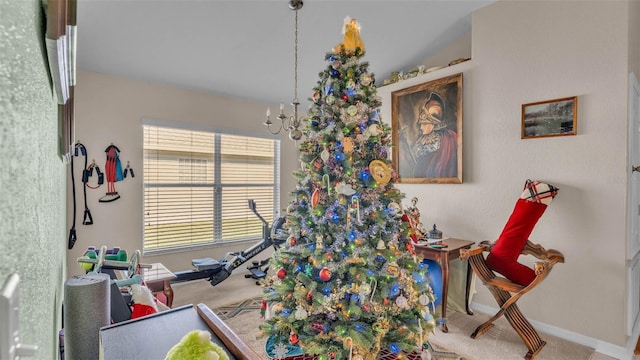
[
  {"xmin": 69, "ymin": 70, "xmax": 299, "ymax": 277},
  {"xmin": 630, "ymin": 0, "xmax": 640, "ymax": 78},
  {"xmin": 379, "ymin": 0, "xmax": 629, "ymax": 351}
]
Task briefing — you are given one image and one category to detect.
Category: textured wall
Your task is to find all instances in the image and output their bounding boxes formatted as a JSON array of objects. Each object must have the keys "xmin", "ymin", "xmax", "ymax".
[{"xmin": 0, "ymin": 0, "xmax": 66, "ymax": 359}]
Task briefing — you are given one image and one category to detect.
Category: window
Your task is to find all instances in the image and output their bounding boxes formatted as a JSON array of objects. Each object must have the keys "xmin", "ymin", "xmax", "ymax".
[{"xmin": 143, "ymin": 121, "xmax": 280, "ymax": 253}]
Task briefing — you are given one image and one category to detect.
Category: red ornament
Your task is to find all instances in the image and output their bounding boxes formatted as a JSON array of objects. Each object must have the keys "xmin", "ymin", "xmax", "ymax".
[
  {"xmin": 319, "ymin": 267, "xmax": 332, "ymax": 281},
  {"xmin": 311, "ymin": 188, "xmax": 320, "ymax": 208},
  {"xmin": 306, "ymin": 290, "xmax": 313, "ymax": 302},
  {"xmin": 277, "ymin": 268, "xmax": 287, "ymax": 279},
  {"xmin": 289, "ymin": 332, "xmax": 299, "ymax": 345}
]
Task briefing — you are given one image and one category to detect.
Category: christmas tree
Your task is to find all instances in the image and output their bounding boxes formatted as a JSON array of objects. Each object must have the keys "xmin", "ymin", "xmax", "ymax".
[{"xmin": 261, "ymin": 18, "xmax": 437, "ymax": 360}]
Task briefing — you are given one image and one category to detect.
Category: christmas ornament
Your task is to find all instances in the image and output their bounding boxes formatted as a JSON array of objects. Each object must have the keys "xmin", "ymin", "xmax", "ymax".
[
  {"xmin": 369, "ymin": 160, "xmax": 392, "ymax": 185},
  {"xmin": 311, "ymin": 188, "xmax": 320, "ymax": 208},
  {"xmin": 295, "ymin": 305, "xmax": 308, "ymax": 320},
  {"xmin": 277, "ymin": 268, "xmax": 287, "ymax": 279},
  {"xmin": 336, "ymin": 182, "xmax": 356, "ymax": 196},
  {"xmin": 388, "ymin": 202, "xmax": 402, "ymax": 217},
  {"xmin": 322, "ymin": 174, "xmax": 331, "ymax": 193},
  {"xmin": 386, "ymin": 262, "xmax": 400, "ymax": 277},
  {"xmin": 360, "ymin": 73, "xmax": 372, "ymax": 86},
  {"xmin": 396, "ymin": 295, "xmax": 409, "ymax": 309},
  {"xmin": 321, "ymin": 149, "xmax": 330, "ymax": 162},
  {"xmin": 319, "ymin": 267, "xmax": 332, "ymax": 281},
  {"xmin": 342, "ymin": 137, "xmax": 354, "ymax": 153},
  {"xmin": 289, "ymin": 332, "xmax": 299, "ymax": 345}
]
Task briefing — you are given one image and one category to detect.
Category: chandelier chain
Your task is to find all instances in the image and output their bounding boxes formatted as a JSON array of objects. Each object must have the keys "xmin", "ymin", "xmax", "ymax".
[{"xmin": 294, "ymin": 9, "xmax": 298, "ymax": 102}]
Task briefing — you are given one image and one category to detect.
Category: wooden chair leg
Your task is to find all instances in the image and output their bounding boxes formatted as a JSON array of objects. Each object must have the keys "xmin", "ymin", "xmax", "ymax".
[
  {"xmin": 503, "ymin": 303, "xmax": 546, "ymax": 360},
  {"xmin": 474, "ymin": 285, "xmax": 547, "ymax": 360},
  {"xmin": 471, "ymin": 281, "xmax": 512, "ymax": 339}
]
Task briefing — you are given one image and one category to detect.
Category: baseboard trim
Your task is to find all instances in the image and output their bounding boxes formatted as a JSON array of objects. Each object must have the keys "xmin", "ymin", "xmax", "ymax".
[{"xmin": 471, "ymin": 302, "xmax": 633, "ymax": 360}]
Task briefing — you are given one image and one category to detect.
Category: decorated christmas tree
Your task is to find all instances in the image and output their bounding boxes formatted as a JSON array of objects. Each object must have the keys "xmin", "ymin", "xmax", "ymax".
[{"xmin": 261, "ymin": 18, "xmax": 437, "ymax": 360}]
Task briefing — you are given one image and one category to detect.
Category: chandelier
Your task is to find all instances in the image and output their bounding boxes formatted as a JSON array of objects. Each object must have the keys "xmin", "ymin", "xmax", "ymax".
[{"xmin": 264, "ymin": 0, "xmax": 304, "ymax": 141}]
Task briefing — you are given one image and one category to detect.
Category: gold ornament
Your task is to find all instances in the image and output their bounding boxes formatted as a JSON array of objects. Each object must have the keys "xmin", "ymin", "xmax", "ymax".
[
  {"xmin": 369, "ymin": 160, "xmax": 391, "ymax": 185},
  {"xmin": 342, "ymin": 137, "xmax": 354, "ymax": 153},
  {"xmin": 386, "ymin": 262, "xmax": 400, "ymax": 277}
]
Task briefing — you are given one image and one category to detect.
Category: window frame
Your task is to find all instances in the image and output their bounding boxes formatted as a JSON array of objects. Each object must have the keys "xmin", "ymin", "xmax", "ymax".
[{"xmin": 141, "ymin": 118, "xmax": 281, "ymax": 255}]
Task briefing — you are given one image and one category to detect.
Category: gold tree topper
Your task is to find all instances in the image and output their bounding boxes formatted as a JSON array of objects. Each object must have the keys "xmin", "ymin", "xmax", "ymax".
[{"xmin": 334, "ymin": 17, "xmax": 365, "ymax": 54}]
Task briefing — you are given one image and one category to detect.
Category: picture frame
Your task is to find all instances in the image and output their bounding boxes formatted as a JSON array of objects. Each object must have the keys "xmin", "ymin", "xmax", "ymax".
[
  {"xmin": 391, "ymin": 73, "xmax": 463, "ymax": 184},
  {"xmin": 45, "ymin": 0, "xmax": 77, "ymax": 162},
  {"xmin": 521, "ymin": 96, "xmax": 577, "ymax": 139}
]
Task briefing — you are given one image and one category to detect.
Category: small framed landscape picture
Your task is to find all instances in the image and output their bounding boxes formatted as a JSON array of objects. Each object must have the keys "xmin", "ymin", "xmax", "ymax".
[{"xmin": 521, "ymin": 96, "xmax": 577, "ymax": 139}]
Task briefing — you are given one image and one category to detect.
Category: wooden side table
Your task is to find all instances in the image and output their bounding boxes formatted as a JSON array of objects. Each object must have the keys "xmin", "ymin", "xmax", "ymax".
[
  {"xmin": 143, "ymin": 263, "xmax": 177, "ymax": 307},
  {"xmin": 414, "ymin": 238, "xmax": 475, "ymax": 332}
]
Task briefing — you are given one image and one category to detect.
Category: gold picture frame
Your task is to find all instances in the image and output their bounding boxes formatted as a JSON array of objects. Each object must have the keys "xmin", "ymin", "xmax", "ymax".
[
  {"xmin": 521, "ymin": 96, "xmax": 577, "ymax": 139},
  {"xmin": 391, "ymin": 73, "xmax": 463, "ymax": 184}
]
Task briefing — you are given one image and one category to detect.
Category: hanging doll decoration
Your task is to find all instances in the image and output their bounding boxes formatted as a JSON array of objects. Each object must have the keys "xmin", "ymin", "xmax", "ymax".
[{"xmin": 100, "ymin": 144, "xmax": 124, "ymax": 202}]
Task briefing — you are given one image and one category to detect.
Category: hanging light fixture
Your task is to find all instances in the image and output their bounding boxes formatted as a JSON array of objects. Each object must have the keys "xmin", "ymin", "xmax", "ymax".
[{"xmin": 264, "ymin": 0, "xmax": 304, "ymax": 141}]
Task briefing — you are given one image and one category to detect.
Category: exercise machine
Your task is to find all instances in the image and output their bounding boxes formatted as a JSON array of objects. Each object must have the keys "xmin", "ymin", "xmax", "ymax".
[{"xmin": 172, "ymin": 199, "xmax": 286, "ymax": 287}]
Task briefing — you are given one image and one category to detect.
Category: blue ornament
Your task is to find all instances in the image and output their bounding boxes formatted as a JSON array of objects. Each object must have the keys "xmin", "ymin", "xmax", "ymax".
[
  {"xmin": 422, "ymin": 259, "xmax": 443, "ymax": 307},
  {"xmin": 335, "ymin": 152, "xmax": 345, "ymax": 161},
  {"xmin": 348, "ymin": 232, "xmax": 356, "ymax": 241},
  {"xmin": 325, "ymin": 85, "xmax": 334, "ymax": 95},
  {"xmin": 388, "ymin": 282, "xmax": 400, "ymax": 298},
  {"xmin": 322, "ymin": 287, "xmax": 331, "ymax": 295},
  {"xmin": 360, "ymin": 170, "xmax": 371, "ymax": 181},
  {"xmin": 331, "ymin": 69, "xmax": 340, "ymax": 77},
  {"xmin": 412, "ymin": 272, "xmax": 424, "ymax": 284},
  {"xmin": 389, "ymin": 343, "xmax": 400, "ymax": 354},
  {"xmin": 346, "ymin": 88, "xmax": 355, "ymax": 97},
  {"xmin": 370, "ymin": 109, "xmax": 380, "ymax": 122}
]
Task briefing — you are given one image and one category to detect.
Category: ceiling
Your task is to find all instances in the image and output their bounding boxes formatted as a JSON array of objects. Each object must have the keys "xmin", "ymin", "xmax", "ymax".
[{"xmin": 76, "ymin": 0, "xmax": 494, "ymax": 108}]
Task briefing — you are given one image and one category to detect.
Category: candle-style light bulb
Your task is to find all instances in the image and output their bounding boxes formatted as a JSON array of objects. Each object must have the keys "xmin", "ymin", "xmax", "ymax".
[{"xmin": 266, "ymin": 107, "xmax": 271, "ymax": 117}]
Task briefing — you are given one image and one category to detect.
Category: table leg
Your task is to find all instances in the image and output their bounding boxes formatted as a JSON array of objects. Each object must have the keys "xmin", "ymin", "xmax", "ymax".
[
  {"xmin": 464, "ymin": 259, "xmax": 474, "ymax": 315},
  {"xmin": 163, "ymin": 280, "xmax": 174, "ymax": 308},
  {"xmin": 439, "ymin": 255, "xmax": 450, "ymax": 333}
]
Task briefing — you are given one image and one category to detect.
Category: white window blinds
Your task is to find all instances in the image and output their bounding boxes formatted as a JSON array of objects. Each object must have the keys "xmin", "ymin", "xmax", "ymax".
[{"xmin": 143, "ymin": 123, "xmax": 280, "ymax": 253}]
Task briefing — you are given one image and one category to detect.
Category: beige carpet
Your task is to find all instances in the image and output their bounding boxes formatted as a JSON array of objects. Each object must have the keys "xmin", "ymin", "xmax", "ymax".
[{"xmin": 170, "ymin": 274, "xmax": 598, "ymax": 360}]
